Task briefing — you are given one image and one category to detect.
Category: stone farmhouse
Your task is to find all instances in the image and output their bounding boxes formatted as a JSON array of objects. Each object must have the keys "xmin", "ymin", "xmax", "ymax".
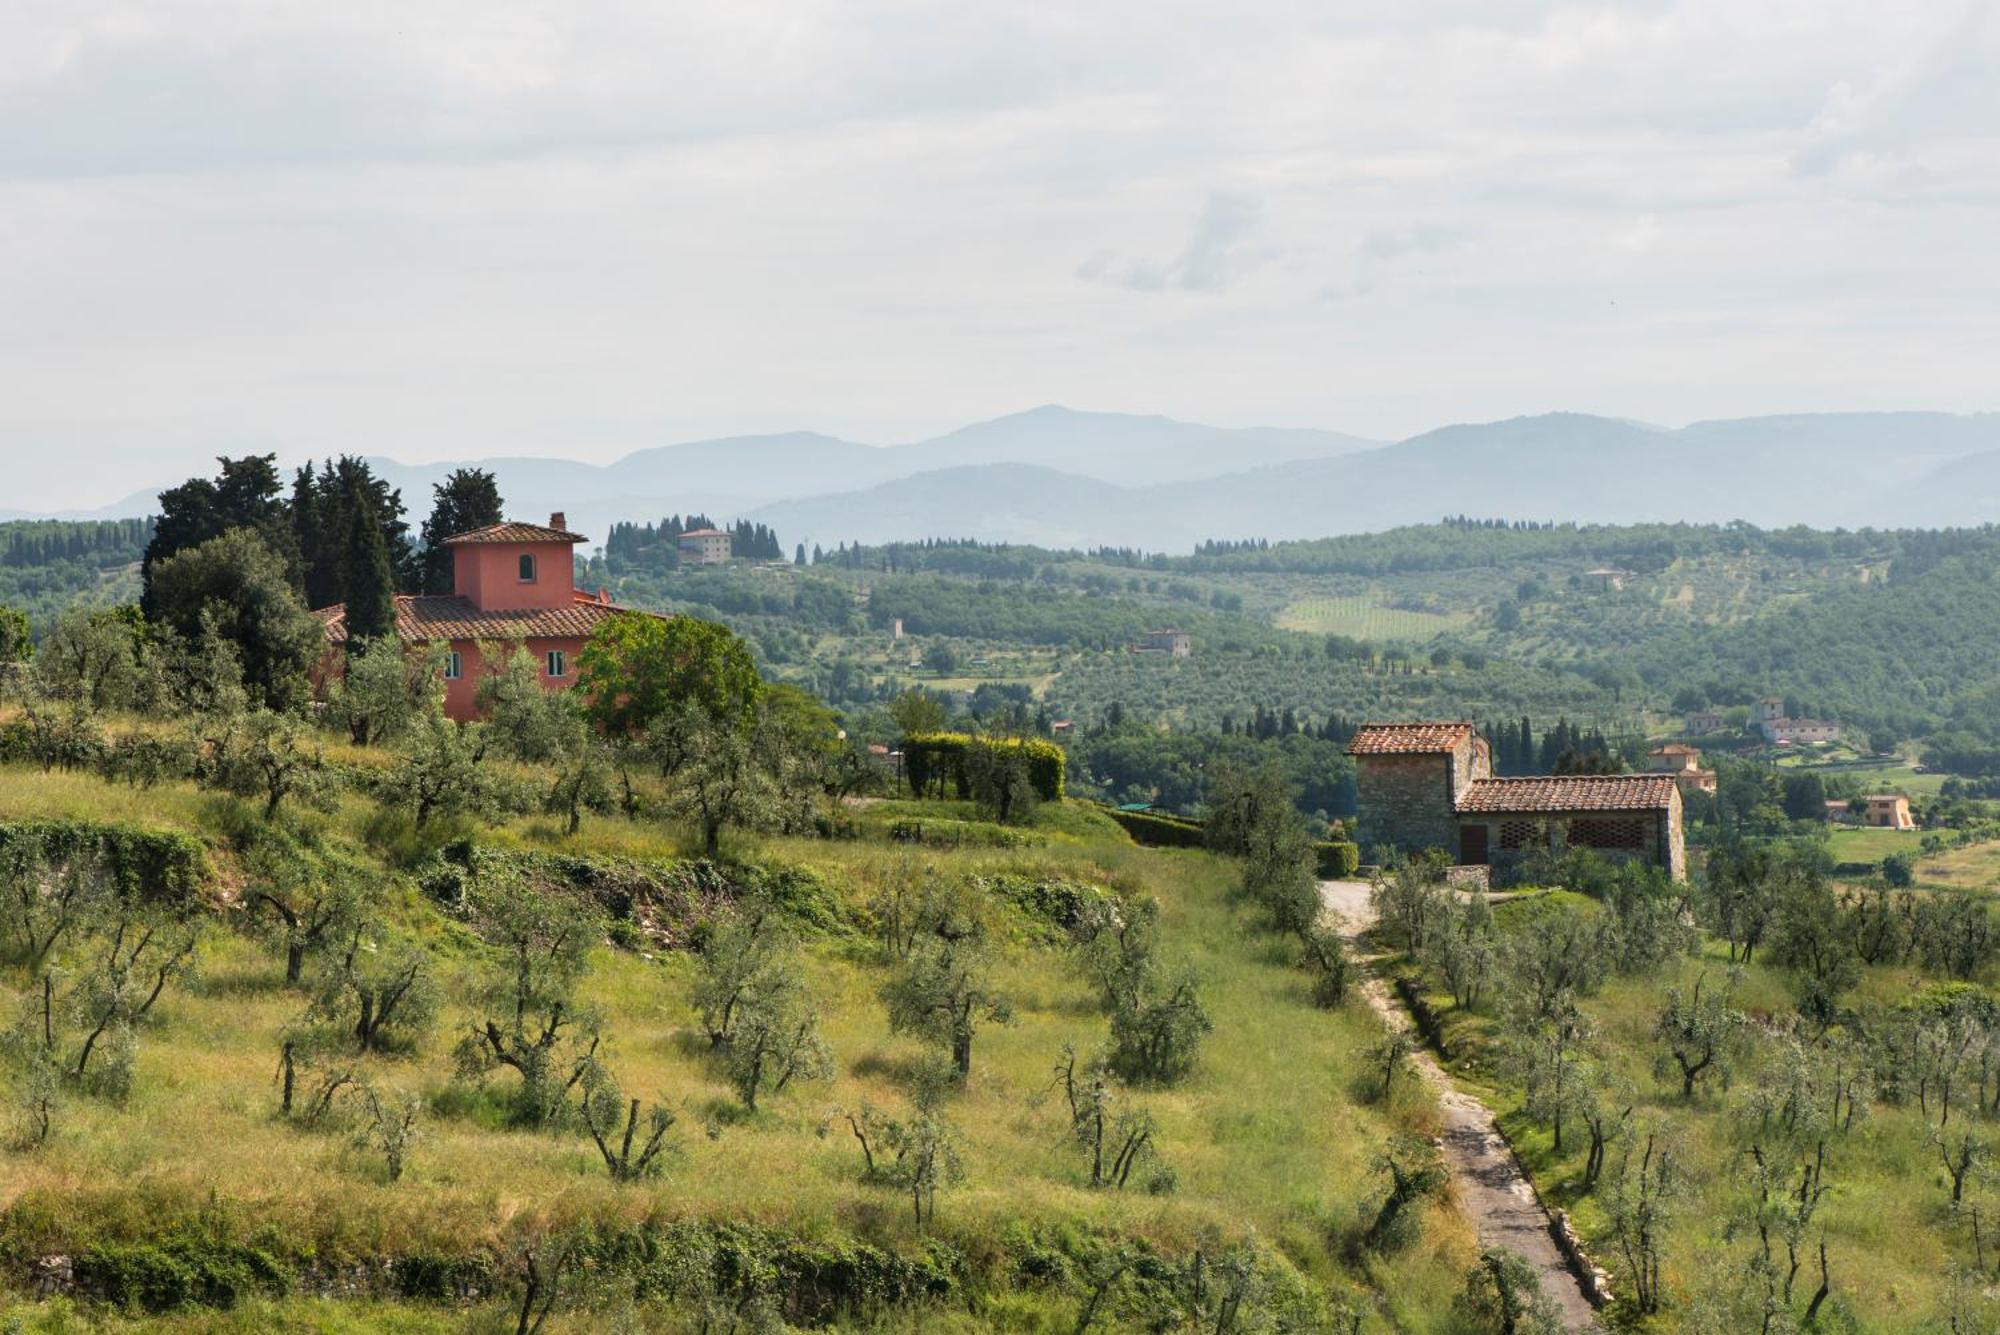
[
  {"xmin": 1347, "ymin": 721, "xmax": 1685, "ymax": 884},
  {"xmin": 315, "ymin": 512, "xmax": 665, "ymax": 722}
]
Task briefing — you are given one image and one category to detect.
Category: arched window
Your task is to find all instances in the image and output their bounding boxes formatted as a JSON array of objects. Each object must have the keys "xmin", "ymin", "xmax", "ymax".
[{"xmin": 518, "ymin": 552, "xmax": 537, "ymax": 582}]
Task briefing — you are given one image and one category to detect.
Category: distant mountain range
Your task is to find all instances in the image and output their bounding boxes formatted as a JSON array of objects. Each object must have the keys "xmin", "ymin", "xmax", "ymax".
[{"xmin": 8, "ymin": 405, "xmax": 1999, "ymax": 550}]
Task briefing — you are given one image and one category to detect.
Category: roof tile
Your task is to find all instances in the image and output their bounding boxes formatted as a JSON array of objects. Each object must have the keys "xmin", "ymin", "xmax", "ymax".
[
  {"xmin": 1346, "ymin": 722, "xmax": 1476, "ymax": 755},
  {"xmin": 316, "ymin": 593, "xmax": 663, "ymax": 645},
  {"xmin": 1457, "ymin": 775, "xmax": 1678, "ymax": 813},
  {"xmin": 441, "ymin": 521, "xmax": 588, "ymax": 545}
]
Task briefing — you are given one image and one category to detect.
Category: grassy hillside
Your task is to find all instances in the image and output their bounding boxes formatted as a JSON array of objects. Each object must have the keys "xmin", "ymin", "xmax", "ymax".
[
  {"xmin": 0, "ymin": 739, "xmax": 1468, "ymax": 1331},
  {"xmin": 1371, "ymin": 840, "xmax": 2000, "ymax": 1333}
]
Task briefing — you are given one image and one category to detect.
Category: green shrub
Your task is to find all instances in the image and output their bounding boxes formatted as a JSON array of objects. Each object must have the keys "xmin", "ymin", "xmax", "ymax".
[
  {"xmin": 1100, "ymin": 805, "xmax": 1206, "ymax": 849},
  {"xmin": 1314, "ymin": 841, "xmax": 1361, "ymax": 879},
  {"xmin": 393, "ymin": 1252, "xmax": 492, "ymax": 1302},
  {"xmin": 77, "ymin": 1238, "xmax": 288, "ymax": 1313},
  {"xmin": 0, "ymin": 820, "xmax": 207, "ymax": 905},
  {"xmin": 977, "ymin": 874, "xmax": 1114, "ymax": 933},
  {"xmin": 902, "ymin": 733, "xmax": 1064, "ymax": 803},
  {"xmin": 887, "ymin": 818, "xmax": 1041, "ymax": 850},
  {"xmin": 422, "ymin": 844, "xmax": 849, "ymax": 945}
]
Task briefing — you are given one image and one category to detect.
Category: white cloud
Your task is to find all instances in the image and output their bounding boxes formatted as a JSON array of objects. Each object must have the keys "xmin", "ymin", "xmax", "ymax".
[
  {"xmin": 1095, "ymin": 190, "xmax": 1268, "ymax": 292},
  {"xmin": 0, "ymin": 1, "xmax": 1997, "ymax": 508}
]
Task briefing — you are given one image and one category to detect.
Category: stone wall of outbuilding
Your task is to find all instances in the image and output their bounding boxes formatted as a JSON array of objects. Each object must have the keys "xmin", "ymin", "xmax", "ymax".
[{"xmin": 1354, "ymin": 736, "xmax": 1490, "ymax": 858}]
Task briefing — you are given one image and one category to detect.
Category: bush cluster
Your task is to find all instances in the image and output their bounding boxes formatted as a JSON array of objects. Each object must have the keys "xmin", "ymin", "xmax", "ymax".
[{"xmin": 901, "ymin": 733, "xmax": 1065, "ymax": 803}]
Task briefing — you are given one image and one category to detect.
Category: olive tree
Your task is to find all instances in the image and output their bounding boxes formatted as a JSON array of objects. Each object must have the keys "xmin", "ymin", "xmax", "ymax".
[
  {"xmin": 581, "ymin": 1074, "xmax": 677, "ymax": 1182},
  {"xmin": 653, "ymin": 703, "xmax": 779, "ymax": 857},
  {"xmin": 1370, "ymin": 852, "xmax": 1454, "ymax": 957},
  {"xmin": 41, "ymin": 903, "xmax": 203, "ymax": 1102},
  {"xmin": 217, "ymin": 708, "xmax": 335, "ymax": 820},
  {"xmin": 1366, "ymin": 1134, "xmax": 1449, "ymax": 1253},
  {"xmin": 457, "ymin": 881, "xmax": 604, "ymax": 1127},
  {"xmin": 306, "ymin": 917, "xmax": 438, "ymax": 1055},
  {"xmin": 1055, "ymin": 1045, "xmax": 1167, "ymax": 1191},
  {"xmin": 32, "ymin": 608, "xmax": 143, "ymax": 715},
  {"xmin": 477, "ymin": 643, "xmax": 576, "ymax": 763},
  {"xmin": 881, "ymin": 933, "xmax": 1011, "ymax": 1081},
  {"xmin": 1453, "ymin": 1248, "xmax": 1564, "ymax": 1335},
  {"xmin": 355, "ymin": 1086, "xmax": 424, "ymax": 1183},
  {"xmin": 1106, "ymin": 966, "xmax": 1211, "ymax": 1087},
  {"xmin": 329, "ymin": 635, "xmax": 439, "ymax": 746},
  {"xmin": 379, "ymin": 708, "xmax": 491, "ymax": 831},
  {"xmin": 248, "ymin": 847, "xmax": 366, "ymax": 986},
  {"xmin": 723, "ymin": 976, "xmax": 833, "ymax": 1111},
  {"xmin": 1654, "ymin": 973, "xmax": 1746, "ymax": 1100}
]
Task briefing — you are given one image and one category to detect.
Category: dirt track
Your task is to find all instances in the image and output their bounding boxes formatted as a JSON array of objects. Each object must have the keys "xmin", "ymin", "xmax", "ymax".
[{"xmin": 1319, "ymin": 880, "xmax": 1602, "ymax": 1332}]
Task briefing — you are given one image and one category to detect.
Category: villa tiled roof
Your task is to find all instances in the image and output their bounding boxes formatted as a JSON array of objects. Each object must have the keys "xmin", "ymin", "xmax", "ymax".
[
  {"xmin": 1456, "ymin": 775, "xmax": 1679, "ymax": 814},
  {"xmin": 1346, "ymin": 722, "xmax": 1476, "ymax": 755},
  {"xmin": 442, "ymin": 521, "xmax": 588, "ymax": 546},
  {"xmin": 316, "ymin": 592, "xmax": 661, "ymax": 645}
]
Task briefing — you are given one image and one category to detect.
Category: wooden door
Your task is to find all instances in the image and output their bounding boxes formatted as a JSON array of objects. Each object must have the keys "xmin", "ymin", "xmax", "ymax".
[{"xmin": 1459, "ymin": 824, "xmax": 1489, "ymax": 865}]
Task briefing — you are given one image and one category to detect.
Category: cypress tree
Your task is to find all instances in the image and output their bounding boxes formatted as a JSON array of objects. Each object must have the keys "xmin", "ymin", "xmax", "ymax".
[{"xmin": 342, "ymin": 498, "xmax": 398, "ymax": 647}]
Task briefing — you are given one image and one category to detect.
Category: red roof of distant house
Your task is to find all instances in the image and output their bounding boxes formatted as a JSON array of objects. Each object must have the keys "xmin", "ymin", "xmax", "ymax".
[
  {"xmin": 316, "ymin": 591, "xmax": 663, "ymax": 645},
  {"xmin": 1457, "ymin": 775, "xmax": 1678, "ymax": 813},
  {"xmin": 1346, "ymin": 722, "xmax": 1477, "ymax": 755},
  {"xmin": 679, "ymin": 528, "xmax": 729, "ymax": 538},
  {"xmin": 442, "ymin": 521, "xmax": 588, "ymax": 546}
]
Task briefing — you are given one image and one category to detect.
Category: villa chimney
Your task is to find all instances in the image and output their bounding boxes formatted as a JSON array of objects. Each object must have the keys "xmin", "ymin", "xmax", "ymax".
[
  {"xmin": 549, "ymin": 511, "xmax": 566, "ymax": 530},
  {"xmin": 597, "ymin": 587, "xmax": 608, "ymax": 603}
]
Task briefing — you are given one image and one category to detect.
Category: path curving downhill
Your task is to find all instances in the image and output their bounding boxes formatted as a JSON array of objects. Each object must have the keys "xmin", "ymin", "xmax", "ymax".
[{"xmin": 1319, "ymin": 880, "xmax": 1602, "ymax": 1333}]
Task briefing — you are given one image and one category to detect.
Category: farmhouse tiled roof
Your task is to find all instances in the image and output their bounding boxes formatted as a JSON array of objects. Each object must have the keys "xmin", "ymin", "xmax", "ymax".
[
  {"xmin": 1346, "ymin": 722, "xmax": 1476, "ymax": 755},
  {"xmin": 678, "ymin": 528, "xmax": 729, "ymax": 538},
  {"xmin": 1456, "ymin": 774, "xmax": 1679, "ymax": 814},
  {"xmin": 316, "ymin": 592, "xmax": 662, "ymax": 645},
  {"xmin": 442, "ymin": 521, "xmax": 588, "ymax": 545}
]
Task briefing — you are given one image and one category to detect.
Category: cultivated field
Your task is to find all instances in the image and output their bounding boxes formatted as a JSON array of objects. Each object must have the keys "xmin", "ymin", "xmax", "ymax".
[{"xmin": 1275, "ymin": 594, "xmax": 1471, "ymax": 642}]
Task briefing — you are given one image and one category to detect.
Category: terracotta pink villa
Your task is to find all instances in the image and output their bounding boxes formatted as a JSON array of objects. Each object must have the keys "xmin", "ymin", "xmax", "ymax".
[{"xmin": 315, "ymin": 511, "xmax": 661, "ymax": 721}]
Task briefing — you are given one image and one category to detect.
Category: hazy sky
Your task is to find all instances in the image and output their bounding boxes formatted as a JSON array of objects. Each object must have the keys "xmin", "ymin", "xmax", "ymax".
[{"xmin": 3, "ymin": 1, "xmax": 1998, "ymax": 509}]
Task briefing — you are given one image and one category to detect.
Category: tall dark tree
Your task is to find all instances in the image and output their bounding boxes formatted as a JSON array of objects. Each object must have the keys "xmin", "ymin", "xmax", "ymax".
[
  {"xmin": 142, "ymin": 455, "xmax": 294, "ymax": 617},
  {"xmin": 289, "ymin": 466, "xmax": 331, "ymax": 608},
  {"xmin": 293, "ymin": 457, "xmax": 418, "ymax": 609},
  {"xmin": 341, "ymin": 498, "xmax": 399, "ymax": 646},
  {"xmin": 418, "ymin": 468, "xmax": 504, "ymax": 594}
]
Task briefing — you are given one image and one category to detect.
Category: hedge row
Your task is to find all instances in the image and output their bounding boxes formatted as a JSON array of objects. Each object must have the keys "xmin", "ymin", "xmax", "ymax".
[
  {"xmin": 419, "ymin": 843, "xmax": 849, "ymax": 947},
  {"xmin": 42, "ymin": 1213, "xmax": 1325, "ymax": 1327},
  {"xmin": 901, "ymin": 733, "xmax": 1065, "ymax": 803},
  {"xmin": 1099, "ymin": 806, "xmax": 1206, "ymax": 849},
  {"xmin": 1094, "ymin": 804, "xmax": 1359, "ymax": 875},
  {"xmin": 58, "ymin": 1218, "xmax": 963, "ymax": 1321},
  {"xmin": 0, "ymin": 819, "xmax": 208, "ymax": 905}
]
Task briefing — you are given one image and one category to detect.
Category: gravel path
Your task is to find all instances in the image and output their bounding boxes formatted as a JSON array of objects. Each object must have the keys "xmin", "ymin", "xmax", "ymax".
[{"xmin": 1319, "ymin": 880, "xmax": 1603, "ymax": 1332}]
